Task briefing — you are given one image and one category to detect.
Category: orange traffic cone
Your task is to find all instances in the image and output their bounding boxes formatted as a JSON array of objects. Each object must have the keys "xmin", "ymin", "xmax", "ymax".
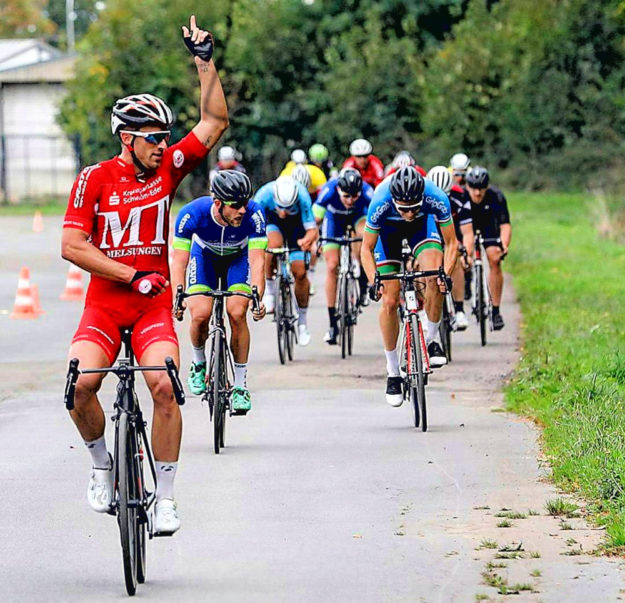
[
  {"xmin": 31, "ymin": 283, "xmax": 45, "ymax": 315},
  {"xmin": 10, "ymin": 267, "xmax": 38, "ymax": 319},
  {"xmin": 60, "ymin": 265, "xmax": 85, "ymax": 301},
  {"xmin": 33, "ymin": 210, "xmax": 44, "ymax": 233}
]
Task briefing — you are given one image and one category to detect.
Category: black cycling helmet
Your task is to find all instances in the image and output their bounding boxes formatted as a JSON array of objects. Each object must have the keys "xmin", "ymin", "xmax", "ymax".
[
  {"xmin": 337, "ymin": 168, "xmax": 363, "ymax": 196},
  {"xmin": 211, "ymin": 170, "xmax": 252, "ymax": 202},
  {"xmin": 465, "ymin": 166, "xmax": 490, "ymax": 189},
  {"xmin": 389, "ymin": 166, "xmax": 425, "ymax": 203}
]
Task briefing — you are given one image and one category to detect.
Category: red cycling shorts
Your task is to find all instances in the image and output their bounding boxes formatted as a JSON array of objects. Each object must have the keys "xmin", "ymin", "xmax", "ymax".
[{"xmin": 71, "ymin": 303, "xmax": 178, "ymax": 364}]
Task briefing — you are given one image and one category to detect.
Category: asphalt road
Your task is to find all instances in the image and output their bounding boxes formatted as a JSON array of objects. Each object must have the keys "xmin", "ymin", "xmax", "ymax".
[{"xmin": 0, "ymin": 215, "xmax": 622, "ymax": 602}]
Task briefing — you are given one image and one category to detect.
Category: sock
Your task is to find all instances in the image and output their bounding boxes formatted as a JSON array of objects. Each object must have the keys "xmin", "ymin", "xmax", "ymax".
[
  {"xmin": 266, "ymin": 278, "xmax": 276, "ymax": 296},
  {"xmin": 328, "ymin": 306, "xmax": 338, "ymax": 328},
  {"xmin": 192, "ymin": 345, "xmax": 206, "ymax": 365},
  {"xmin": 234, "ymin": 363, "xmax": 248, "ymax": 388},
  {"xmin": 85, "ymin": 435, "xmax": 110, "ymax": 469},
  {"xmin": 454, "ymin": 301, "xmax": 464, "ymax": 313},
  {"xmin": 156, "ymin": 462, "xmax": 177, "ymax": 502},
  {"xmin": 426, "ymin": 319, "xmax": 440, "ymax": 344},
  {"xmin": 492, "ymin": 305, "xmax": 500, "ymax": 316},
  {"xmin": 298, "ymin": 306, "xmax": 308, "ymax": 326},
  {"xmin": 385, "ymin": 348, "xmax": 400, "ymax": 377}
]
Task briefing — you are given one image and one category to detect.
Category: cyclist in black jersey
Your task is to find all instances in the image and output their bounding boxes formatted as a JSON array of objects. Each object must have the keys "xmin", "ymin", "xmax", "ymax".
[{"xmin": 463, "ymin": 166, "xmax": 511, "ymax": 330}]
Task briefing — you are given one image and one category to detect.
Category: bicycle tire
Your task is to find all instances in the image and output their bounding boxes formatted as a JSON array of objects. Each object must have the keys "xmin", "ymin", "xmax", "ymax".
[
  {"xmin": 286, "ymin": 285, "xmax": 295, "ymax": 362},
  {"xmin": 135, "ymin": 431, "xmax": 146, "ymax": 584},
  {"xmin": 338, "ymin": 275, "xmax": 348, "ymax": 359},
  {"xmin": 441, "ymin": 302, "xmax": 452, "ymax": 362},
  {"xmin": 275, "ymin": 277, "xmax": 287, "ymax": 364},
  {"xmin": 405, "ymin": 318, "xmax": 419, "ymax": 428},
  {"xmin": 117, "ymin": 412, "xmax": 138, "ymax": 596},
  {"xmin": 476, "ymin": 264, "xmax": 487, "ymax": 346},
  {"xmin": 347, "ymin": 276, "xmax": 357, "ymax": 356},
  {"xmin": 213, "ymin": 337, "xmax": 223, "ymax": 454},
  {"xmin": 412, "ymin": 314, "xmax": 427, "ymax": 431}
]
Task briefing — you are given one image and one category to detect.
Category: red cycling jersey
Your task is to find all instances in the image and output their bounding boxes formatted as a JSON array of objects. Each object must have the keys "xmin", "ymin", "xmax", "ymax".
[
  {"xmin": 342, "ymin": 155, "xmax": 385, "ymax": 188},
  {"xmin": 63, "ymin": 131, "xmax": 208, "ymax": 361}
]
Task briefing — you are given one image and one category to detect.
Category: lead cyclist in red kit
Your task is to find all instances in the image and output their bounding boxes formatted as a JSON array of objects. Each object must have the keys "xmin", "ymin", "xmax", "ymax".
[{"xmin": 61, "ymin": 16, "xmax": 228, "ymax": 534}]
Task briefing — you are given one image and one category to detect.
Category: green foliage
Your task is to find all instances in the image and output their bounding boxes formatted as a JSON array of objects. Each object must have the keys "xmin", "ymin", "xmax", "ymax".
[
  {"xmin": 0, "ymin": 0, "xmax": 55, "ymax": 37},
  {"xmin": 506, "ymin": 192, "xmax": 625, "ymax": 550}
]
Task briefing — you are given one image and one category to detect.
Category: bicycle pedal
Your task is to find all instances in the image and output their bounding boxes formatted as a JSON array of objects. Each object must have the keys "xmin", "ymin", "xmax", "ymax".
[
  {"xmin": 232, "ymin": 409, "xmax": 249, "ymax": 416},
  {"xmin": 153, "ymin": 530, "xmax": 175, "ymax": 538}
]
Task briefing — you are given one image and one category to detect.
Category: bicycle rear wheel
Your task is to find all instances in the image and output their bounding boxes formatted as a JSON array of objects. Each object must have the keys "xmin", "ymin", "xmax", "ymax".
[
  {"xmin": 275, "ymin": 277, "xmax": 287, "ymax": 364},
  {"xmin": 476, "ymin": 264, "xmax": 487, "ymax": 346},
  {"xmin": 212, "ymin": 337, "xmax": 224, "ymax": 454},
  {"xmin": 117, "ymin": 412, "xmax": 138, "ymax": 596}
]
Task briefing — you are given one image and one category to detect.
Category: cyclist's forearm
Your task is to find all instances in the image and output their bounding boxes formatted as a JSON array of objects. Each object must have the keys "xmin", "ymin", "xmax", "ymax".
[
  {"xmin": 360, "ymin": 246, "xmax": 377, "ymax": 283},
  {"xmin": 249, "ymin": 249, "xmax": 266, "ymax": 298},
  {"xmin": 500, "ymin": 223, "xmax": 511, "ymax": 249},
  {"xmin": 61, "ymin": 229, "xmax": 135, "ymax": 283},
  {"xmin": 441, "ymin": 225, "xmax": 459, "ymax": 275},
  {"xmin": 460, "ymin": 224, "xmax": 474, "ymax": 257},
  {"xmin": 171, "ymin": 249, "xmax": 189, "ymax": 293},
  {"xmin": 191, "ymin": 58, "xmax": 228, "ymax": 149}
]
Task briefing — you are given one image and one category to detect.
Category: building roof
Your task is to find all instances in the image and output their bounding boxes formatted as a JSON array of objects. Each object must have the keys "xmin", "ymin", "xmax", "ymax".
[
  {"xmin": 0, "ymin": 54, "xmax": 76, "ymax": 83},
  {"xmin": 0, "ymin": 39, "xmax": 61, "ymax": 72}
]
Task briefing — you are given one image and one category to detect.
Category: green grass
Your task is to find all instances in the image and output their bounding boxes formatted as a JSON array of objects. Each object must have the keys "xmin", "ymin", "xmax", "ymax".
[
  {"xmin": 545, "ymin": 497, "xmax": 579, "ymax": 517},
  {"xmin": 506, "ymin": 192, "xmax": 625, "ymax": 549},
  {"xmin": 476, "ymin": 539, "xmax": 499, "ymax": 550},
  {"xmin": 0, "ymin": 199, "xmax": 67, "ymax": 215}
]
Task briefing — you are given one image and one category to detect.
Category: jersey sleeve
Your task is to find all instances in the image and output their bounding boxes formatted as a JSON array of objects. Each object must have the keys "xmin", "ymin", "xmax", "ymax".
[
  {"xmin": 246, "ymin": 202, "xmax": 268, "ymax": 250},
  {"xmin": 165, "ymin": 131, "xmax": 209, "ymax": 188},
  {"xmin": 426, "ymin": 185, "xmax": 453, "ymax": 227},
  {"xmin": 297, "ymin": 185, "xmax": 316, "ymax": 230},
  {"xmin": 313, "ymin": 182, "xmax": 333, "ymax": 220},
  {"xmin": 494, "ymin": 189, "xmax": 511, "ymax": 225},
  {"xmin": 173, "ymin": 202, "xmax": 200, "ymax": 252},
  {"xmin": 63, "ymin": 164, "xmax": 102, "ymax": 234},
  {"xmin": 365, "ymin": 182, "xmax": 390, "ymax": 233},
  {"xmin": 458, "ymin": 200, "xmax": 473, "ymax": 226}
]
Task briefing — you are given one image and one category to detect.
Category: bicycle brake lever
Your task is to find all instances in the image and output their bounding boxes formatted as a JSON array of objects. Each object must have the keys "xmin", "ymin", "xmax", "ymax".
[
  {"xmin": 165, "ymin": 357, "xmax": 185, "ymax": 406},
  {"xmin": 251, "ymin": 285, "xmax": 261, "ymax": 314},
  {"xmin": 174, "ymin": 285, "xmax": 184, "ymax": 322},
  {"xmin": 64, "ymin": 358, "xmax": 80, "ymax": 411}
]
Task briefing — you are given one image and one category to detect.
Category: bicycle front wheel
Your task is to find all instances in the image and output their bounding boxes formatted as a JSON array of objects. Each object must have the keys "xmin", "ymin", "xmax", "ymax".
[
  {"xmin": 275, "ymin": 277, "xmax": 287, "ymax": 364},
  {"xmin": 338, "ymin": 275, "xmax": 348, "ymax": 359},
  {"xmin": 135, "ymin": 431, "xmax": 147, "ymax": 585},
  {"xmin": 212, "ymin": 337, "xmax": 225, "ymax": 454},
  {"xmin": 347, "ymin": 275, "xmax": 358, "ymax": 356},
  {"xmin": 408, "ymin": 315, "xmax": 427, "ymax": 431},
  {"xmin": 285, "ymin": 286, "xmax": 296, "ymax": 361},
  {"xmin": 117, "ymin": 412, "xmax": 138, "ymax": 596},
  {"xmin": 476, "ymin": 264, "xmax": 487, "ymax": 346},
  {"xmin": 440, "ymin": 303, "xmax": 452, "ymax": 363}
]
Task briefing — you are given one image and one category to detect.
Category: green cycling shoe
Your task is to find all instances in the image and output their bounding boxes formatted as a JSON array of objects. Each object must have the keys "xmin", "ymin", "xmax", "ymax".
[
  {"xmin": 188, "ymin": 362, "xmax": 207, "ymax": 395},
  {"xmin": 231, "ymin": 387, "xmax": 251, "ymax": 413}
]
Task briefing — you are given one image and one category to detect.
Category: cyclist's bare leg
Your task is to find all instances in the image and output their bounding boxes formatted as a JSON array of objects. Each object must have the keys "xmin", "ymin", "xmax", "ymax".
[
  {"xmin": 68, "ymin": 341, "xmax": 109, "ymax": 442},
  {"xmin": 324, "ymin": 247, "xmax": 340, "ymax": 307},
  {"xmin": 379, "ymin": 278, "xmax": 401, "ymax": 350},
  {"xmin": 291, "ymin": 260, "xmax": 309, "ymax": 309},
  {"xmin": 486, "ymin": 246, "xmax": 504, "ymax": 306},
  {"xmin": 418, "ymin": 248, "xmax": 445, "ymax": 322},
  {"xmin": 187, "ymin": 295, "xmax": 214, "ymax": 350},
  {"xmin": 139, "ymin": 341, "xmax": 182, "ymax": 462},
  {"xmin": 227, "ymin": 295, "xmax": 251, "ymax": 363},
  {"xmin": 451, "ymin": 255, "xmax": 465, "ymax": 303},
  {"xmin": 265, "ymin": 230, "xmax": 283, "ymax": 279}
]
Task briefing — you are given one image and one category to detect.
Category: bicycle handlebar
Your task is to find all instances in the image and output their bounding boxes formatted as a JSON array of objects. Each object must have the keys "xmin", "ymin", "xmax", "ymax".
[
  {"xmin": 475, "ymin": 231, "xmax": 507, "ymax": 260},
  {"xmin": 174, "ymin": 284, "xmax": 261, "ymax": 321},
  {"xmin": 318, "ymin": 236, "xmax": 363, "ymax": 245},
  {"xmin": 374, "ymin": 266, "xmax": 451, "ymax": 294},
  {"xmin": 63, "ymin": 355, "xmax": 186, "ymax": 411}
]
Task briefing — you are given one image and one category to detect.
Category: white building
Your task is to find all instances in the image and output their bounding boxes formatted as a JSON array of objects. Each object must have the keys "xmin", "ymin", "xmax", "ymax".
[{"xmin": 0, "ymin": 40, "xmax": 78, "ymax": 202}]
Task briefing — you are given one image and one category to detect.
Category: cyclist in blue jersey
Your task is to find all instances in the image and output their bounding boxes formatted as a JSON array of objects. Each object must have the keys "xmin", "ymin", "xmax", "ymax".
[
  {"xmin": 314, "ymin": 168, "xmax": 373, "ymax": 344},
  {"xmin": 171, "ymin": 171, "xmax": 267, "ymax": 412},
  {"xmin": 255, "ymin": 176, "xmax": 318, "ymax": 346},
  {"xmin": 361, "ymin": 167, "xmax": 459, "ymax": 406}
]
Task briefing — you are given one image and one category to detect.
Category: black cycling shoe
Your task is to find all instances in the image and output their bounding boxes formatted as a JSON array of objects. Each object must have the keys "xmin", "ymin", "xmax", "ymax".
[
  {"xmin": 464, "ymin": 273, "xmax": 472, "ymax": 301},
  {"xmin": 427, "ymin": 341, "xmax": 447, "ymax": 368},
  {"xmin": 359, "ymin": 293, "xmax": 370, "ymax": 308},
  {"xmin": 492, "ymin": 313, "xmax": 505, "ymax": 331},
  {"xmin": 385, "ymin": 376, "xmax": 403, "ymax": 407},
  {"xmin": 324, "ymin": 326, "xmax": 338, "ymax": 345}
]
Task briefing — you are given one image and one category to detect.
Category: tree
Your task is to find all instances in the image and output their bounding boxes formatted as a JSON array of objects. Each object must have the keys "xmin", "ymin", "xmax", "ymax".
[{"xmin": 0, "ymin": 0, "xmax": 56, "ymax": 37}]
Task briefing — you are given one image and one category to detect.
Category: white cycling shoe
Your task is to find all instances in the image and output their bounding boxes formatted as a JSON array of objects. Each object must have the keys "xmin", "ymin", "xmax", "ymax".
[
  {"xmin": 298, "ymin": 324, "xmax": 311, "ymax": 346},
  {"xmin": 154, "ymin": 498, "xmax": 180, "ymax": 535},
  {"xmin": 263, "ymin": 293, "xmax": 275, "ymax": 314},
  {"xmin": 455, "ymin": 311, "xmax": 469, "ymax": 331},
  {"xmin": 87, "ymin": 456, "xmax": 114, "ymax": 514}
]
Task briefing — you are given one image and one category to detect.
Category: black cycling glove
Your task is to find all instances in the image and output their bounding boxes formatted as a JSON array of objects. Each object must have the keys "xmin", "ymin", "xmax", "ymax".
[
  {"xmin": 183, "ymin": 30, "xmax": 214, "ymax": 62},
  {"xmin": 368, "ymin": 284, "xmax": 381, "ymax": 302}
]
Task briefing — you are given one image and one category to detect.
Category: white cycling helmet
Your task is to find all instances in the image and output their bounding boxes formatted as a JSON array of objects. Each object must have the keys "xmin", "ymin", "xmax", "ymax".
[
  {"xmin": 291, "ymin": 149, "xmax": 307, "ymax": 164},
  {"xmin": 111, "ymin": 93, "xmax": 173, "ymax": 135},
  {"xmin": 393, "ymin": 151, "xmax": 415, "ymax": 169},
  {"xmin": 218, "ymin": 146, "xmax": 236, "ymax": 161},
  {"xmin": 291, "ymin": 164, "xmax": 311, "ymax": 189},
  {"xmin": 273, "ymin": 176, "xmax": 299, "ymax": 209},
  {"xmin": 450, "ymin": 152, "xmax": 471, "ymax": 173},
  {"xmin": 426, "ymin": 165, "xmax": 453, "ymax": 195},
  {"xmin": 349, "ymin": 138, "xmax": 373, "ymax": 157}
]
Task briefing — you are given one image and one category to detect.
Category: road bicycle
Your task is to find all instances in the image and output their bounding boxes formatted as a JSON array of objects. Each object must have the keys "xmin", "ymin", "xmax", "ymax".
[
  {"xmin": 472, "ymin": 231, "xmax": 506, "ymax": 346},
  {"xmin": 174, "ymin": 284, "xmax": 260, "ymax": 454},
  {"xmin": 265, "ymin": 247, "xmax": 308, "ymax": 365},
  {"xmin": 375, "ymin": 266, "xmax": 449, "ymax": 432},
  {"xmin": 64, "ymin": 330, "xmax": 185, "ymax": 596},
  {"xmin": 439, "ymin": 288, "xmax": 457, "ymax": 362},
  {"xmin": 318, "ymin": 225, "xmax": 363, "ymax": 358}
]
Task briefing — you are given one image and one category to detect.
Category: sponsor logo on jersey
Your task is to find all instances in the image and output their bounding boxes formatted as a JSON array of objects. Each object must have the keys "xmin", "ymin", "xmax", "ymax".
[
  {"xmin": 173, "ymin": 150, "xmax": 184, "ymax": 168},
  {"xmin": 370, "ymin": 200, "xmax": 390, "ymax": 225},
  {"xmin": 86, "ymin": 325, "xmax": 115, "ymax": 344},
  {"xmin": 251, "ymin": 210, "xmax": 265, "ymax": 234},
  {"xmin": 73, "ymin": 164, "xmax": 99, "ymax": 209},
  {"xmin": 425, "ymin": 195, "xmax": 448, "ymax": 215},
  {"xmin": 188, "ymin": 257, "xmax": 197, "ymax": 285},
  {"xmin": 177, "ymin": 213, "xmax": 191, "ymax": 234},
  {"xmin": 140, "ymin": 321, "xmax": 165, "ymax": 335},
  {"xmin": 122, "ymin": 176, "xmax": 164, "ymax": 204},
  {"xmin": 109, "ymin": 192, "xmax": 120, "ymax": 206}
]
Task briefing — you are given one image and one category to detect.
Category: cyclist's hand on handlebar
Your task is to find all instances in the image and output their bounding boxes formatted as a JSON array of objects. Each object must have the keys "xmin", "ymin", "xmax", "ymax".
[
  {"xmin": 182, "ymin": 15, "xmax": 214, "ymax": 62},
  {"xmin": 437, "ymin": 274, "xmax": 452, "ymax": 294},
  {"xmin": 131, "ymin": 271, "xmax": 168, "ymax": 297},
  {"xmin": 252, "ymin": 301, "xmax": 266, "ymax": 321},
  {"xmin": 174, "ymin": 299, "xmax": 186, "ymax": 321},
  {"xmin": 368, "ymin": 283, "xmax": 382, "ymax": 302}
]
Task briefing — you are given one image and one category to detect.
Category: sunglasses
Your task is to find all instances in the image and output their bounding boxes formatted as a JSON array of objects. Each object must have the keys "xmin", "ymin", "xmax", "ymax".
[
  {"xmin": 393, "ymin": 200, "xmax": 422, "ymax": 213},
  {"xmin": 467, "ymin": 184, "xmax": 487, "ymax": 190},
  {"xmin": 222, "ymin": 199, "xmax": 249, "ymax": 210},
  {"xmin": 121, "ymin": 130, "xmax": 171, "ymax": 145}
]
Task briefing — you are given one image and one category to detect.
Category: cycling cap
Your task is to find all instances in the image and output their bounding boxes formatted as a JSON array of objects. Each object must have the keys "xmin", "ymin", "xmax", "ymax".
[
  {"xmin": 273, "ymin": 176, "xmax": 299, "ymax": 209},
  {"xmin": 450, "ymin": 152, "xmax": 471, "ymax": 172},
  {"xmin": 337, "ymin": 168, "xmax": 363, "ymax": 196},
  {"xmin": 465, "ymin": 166, "xmax": 490, "ymax": 188},
  {"xmin": 390, "ymin": 166, "xmax": 425, "ymax": 203},
  {"xmin": 211, "ymin": 170, "xmax": 252, "ymax": 202},
  {"xmin": 218, "ymin": 146, "xmax": 236, "ymax": 161},
  {"xmin": 291, "ymin": 164, "xmax": 312, "ymax": 189},
  {"xmin": 111, "ymin": 93, "xmax": 173, "ymax": 135},
  {"xmin": 426, "ymin": 165, "xmax": 453, "ymax": 195},
  {"xmin": 392, "ymin": 151, "xmax": 415, "ymax": 169},
  {"xmin": 349, "ymin": 138, "xmax": 372, "ymax": 157},
  {"xmin": 291, "ymin": 149, "xmax": 307, "ymax": 164},
  {"xmin": 309, "ymin": 143, "xmax": 329, "ymax": 162}
]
